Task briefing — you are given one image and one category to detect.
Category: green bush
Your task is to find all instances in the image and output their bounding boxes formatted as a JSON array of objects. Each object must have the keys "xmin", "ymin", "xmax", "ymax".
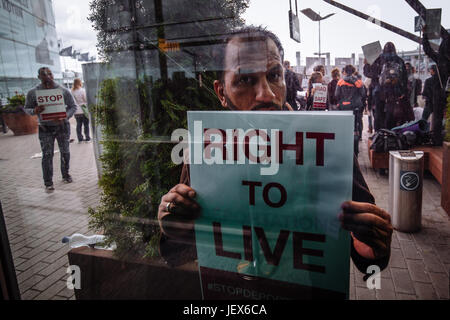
[
  {"xmin": 88, "ymin": 73, "xmax": 222, "ymax": 258},
  {"xmin": 1, "ymin": 93, "xmax": 26, "ymax": 113}
]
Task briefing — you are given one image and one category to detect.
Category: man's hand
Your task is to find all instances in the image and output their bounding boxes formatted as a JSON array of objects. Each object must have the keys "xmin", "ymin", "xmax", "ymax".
[
  {"xmin": 34, "ymin": 105, "xmax": 45, "ymax": 114},
  {"xmin": 339, "ymin": 201, "xmax": 393, "ymax": 260},
  {"xmin": 158, "ymin": 184, "xmax": 201, "ymax": 240},
  {"xmin": 363, "ymin": 58, "xmax": 368, "ymax": 65}
]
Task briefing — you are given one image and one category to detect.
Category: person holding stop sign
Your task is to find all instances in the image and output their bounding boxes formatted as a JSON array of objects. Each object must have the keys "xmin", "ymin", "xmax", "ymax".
[{"xmin": 24, "ymin": 67, "xmax": 77, "ymax": 192}]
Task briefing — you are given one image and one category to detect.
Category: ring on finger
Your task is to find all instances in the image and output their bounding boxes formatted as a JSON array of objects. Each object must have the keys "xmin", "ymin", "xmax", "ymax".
[{"xmin": 166, "ymin": 201, "xmax": 174, "ymax": 213}]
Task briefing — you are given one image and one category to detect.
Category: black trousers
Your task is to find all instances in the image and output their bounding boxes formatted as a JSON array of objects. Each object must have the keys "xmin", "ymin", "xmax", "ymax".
[
  {"xmin": 431, "ymin": 94, "xmax": 446, "ymax": 146},
  {"xmin": 372, "ymin": 87, "xmax": 386, "ymax": 131},
  {"xmin": 75, "ymin": 114, "xmax": 90, "ymax": 142},
  {"xmin": 354, "ymin": 109, "xmax": 363, "ymax": 156},
  {"xmin": 39, "ymin": 123, "xmax": 70, "ymax": 186}
]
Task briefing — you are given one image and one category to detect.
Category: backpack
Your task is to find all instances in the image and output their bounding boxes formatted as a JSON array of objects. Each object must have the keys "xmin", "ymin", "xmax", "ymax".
[
  {"xmin": 370, "ymin": 129, "xmax": 404, "ymax": 153},
  {"xmin": 379, "ymin": 60, "xmax": 402, "ymax": 87}
]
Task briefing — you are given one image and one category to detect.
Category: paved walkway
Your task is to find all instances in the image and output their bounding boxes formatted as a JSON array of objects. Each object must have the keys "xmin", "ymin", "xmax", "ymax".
[
  {"xmin": 0, "ymin": 118, "xmax": 100, "ymax": 300},
  {"xmin": 0, "ymin": 115, "xmax": 449, "ymax": 300},
  {"xmin": 350, "ymin": 116, "xmax": 450, "ymax": 300}
]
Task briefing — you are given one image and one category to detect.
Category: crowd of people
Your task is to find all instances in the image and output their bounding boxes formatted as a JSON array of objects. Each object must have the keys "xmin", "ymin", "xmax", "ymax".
[{"xmin": 283, "ymin": 29, "xmax": 449, "ymax": 153}]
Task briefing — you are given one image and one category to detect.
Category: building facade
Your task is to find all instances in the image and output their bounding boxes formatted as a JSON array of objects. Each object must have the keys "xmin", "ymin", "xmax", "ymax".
[{"xmin": 0, "ymin": 0, "xmax": 61, "ymax": 102}]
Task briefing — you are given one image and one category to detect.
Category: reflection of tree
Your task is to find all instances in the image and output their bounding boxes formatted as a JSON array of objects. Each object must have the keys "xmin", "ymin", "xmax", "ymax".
[
  {"xmin": 89, "ymin": 0, "xmax": 249, "ymax": 64},
  {"xmin": 89, "ymin": 74, "xmax": 223, "ymax": 258},
  {"xmin": 87, "ymin": 0, "xmax": 249, "ymax": 259}
]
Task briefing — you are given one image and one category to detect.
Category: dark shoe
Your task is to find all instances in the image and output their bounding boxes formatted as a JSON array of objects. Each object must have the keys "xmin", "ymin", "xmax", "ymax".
[
  {"xmin": 45, "ymin": 185, "xmax": 55, "ymax": 192},
  {"xmin": 69, "ymin": 139, "xmax": 75, "ymax": 143},
  {"xmin": 63, "ymin": 175, "xmax": 73, "ymax": 183}
]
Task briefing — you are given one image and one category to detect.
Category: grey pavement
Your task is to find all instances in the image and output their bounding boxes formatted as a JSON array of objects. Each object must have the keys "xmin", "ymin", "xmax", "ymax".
[
  {"xmin": 0, "ymin": 117, "xmax": 99, "ymax": 300},
  {"xmin": 0, "ymin": 115, "xmax": 449, "ymax": 300},
  {"xmin": 350, "ymin": 115, "xmax": 450, "ymax": 300}
]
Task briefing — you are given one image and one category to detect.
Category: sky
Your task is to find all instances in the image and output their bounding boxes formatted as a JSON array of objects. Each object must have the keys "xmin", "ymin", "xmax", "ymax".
[
  {"xmin": 52, "ymin": 0, "xmax": 450, "ymax": 66},
  {"xmin": 53, "ymin": 0, "xmax": 97, "ymax": 58},
  {"xmin": 243, "ymin": 0, "xmax": 450, "ymax": 65}
]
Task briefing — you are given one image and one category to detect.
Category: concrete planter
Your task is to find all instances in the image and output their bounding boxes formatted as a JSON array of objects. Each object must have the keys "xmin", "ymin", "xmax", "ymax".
[
  {"xmin": 67, "ymin": 247, "xmax": 202, "ymax": 299},
  {"xmin": 442, "ymin": 141, "xmax": 450, "ymax": 216},
  {"xmin": 2, "ymin": 111, "xmax": 38, "ymax": 136}
]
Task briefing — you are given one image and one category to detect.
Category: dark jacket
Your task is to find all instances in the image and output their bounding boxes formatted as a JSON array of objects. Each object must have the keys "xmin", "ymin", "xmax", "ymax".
[
  {"xmin": 363, "ymin": 52, "xmax": 408, "ymax": 101},
  {"xmin": 335, "ymin": 76, "xmax": 365, "ymax": 111},
  {"xmin": 423, "ymin": 33, "xmax": 450, "ymax": 90},
  {"xmin": 285, "ymin": 69, "xmax": 301, "ymax": 107},
  {"xmin": 422, "ymin": 76, "xmax": 434, "ymax": 101},
  {"xmin": 423, "ymin": 34, "xmax": 449, "ymax": 112},
  {"xmin": 327, "ymin": 79, "xmax": 339, "ymax": 106},
  {"xmin": 423, "ymin": 73, "xmax": 444, "ymax": 113},
  {"xmin": 363, "ymin": 65, "xmax": 378, "ymax": 110},
  {"xmin": 407, "ymin": 74, "xmax": 422, "ymax": 108}
]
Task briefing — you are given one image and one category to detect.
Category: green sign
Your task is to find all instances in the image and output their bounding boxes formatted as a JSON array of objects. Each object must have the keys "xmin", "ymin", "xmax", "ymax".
[{"xmin": 188, "ymin": 111, "xmax": 354, "ymax": 299}]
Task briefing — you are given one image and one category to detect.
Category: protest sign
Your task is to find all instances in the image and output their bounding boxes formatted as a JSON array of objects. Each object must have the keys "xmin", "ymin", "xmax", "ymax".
[
  {"xmin": 188, "ymin": 111, "xmax": 354, "ymax": 299},
  {"xmin": 312, "ymin": 84, "xmax": 327, "ymax": 110},
  {"xmin": 36, "ymin": 89, "xmax": 66, "ymax": 121},
  {"xmin": 362, "ymin": 41, "xmax": 382, "ymax": 65}
]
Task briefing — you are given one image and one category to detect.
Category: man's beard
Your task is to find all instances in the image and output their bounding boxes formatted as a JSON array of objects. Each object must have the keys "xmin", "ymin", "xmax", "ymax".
[
  {"xmin": 224, "ymin": 94, "xmax": 285, "ymax": 111},
  {"xmin": 42, "ymin": 79, "xmax": 55, "ymax": 88}
]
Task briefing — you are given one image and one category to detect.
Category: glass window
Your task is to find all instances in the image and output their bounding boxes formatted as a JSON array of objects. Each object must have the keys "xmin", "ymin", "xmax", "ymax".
[
  {"xmin": 0, "ymin": 38, "xmax": 19, "ymax": 78},
  {"xmin": 14, "ymin": 43, "xmax": 33, "ymax": 79},
  {"xmin": 1, "ymin": 0, "xmax": 449, "ymax": 306}
]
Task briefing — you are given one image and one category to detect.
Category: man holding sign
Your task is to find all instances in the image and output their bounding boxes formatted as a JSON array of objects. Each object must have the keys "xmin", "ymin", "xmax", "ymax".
[
  {"xmin": 25, "ymin": 67, "xmax": 77, "ymax": 192},
  {"xmin": 157, "ymin": 27, "xmax": 392, "ymax": 299}
]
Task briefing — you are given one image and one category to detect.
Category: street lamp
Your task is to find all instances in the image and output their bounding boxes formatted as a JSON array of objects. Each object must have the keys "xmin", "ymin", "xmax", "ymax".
[{"xmin": 301, "ymin": 8, "xmax": 335, "ymax": 60}]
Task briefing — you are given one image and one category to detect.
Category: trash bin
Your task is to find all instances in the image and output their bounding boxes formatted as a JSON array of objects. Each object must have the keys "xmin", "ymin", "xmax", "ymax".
[{"xmin": 388, "ymin": 150, "xmax": 424, "ymax": 232}]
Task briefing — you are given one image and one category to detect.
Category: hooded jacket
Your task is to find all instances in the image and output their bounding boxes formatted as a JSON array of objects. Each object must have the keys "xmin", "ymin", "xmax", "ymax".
[
  {"xmin": 335, "ymin": 75, "xmax": 365, "ymax": 111},
  {"xmin": 363, "ymin": 42, "xmax": 408, "ymax": 100}
]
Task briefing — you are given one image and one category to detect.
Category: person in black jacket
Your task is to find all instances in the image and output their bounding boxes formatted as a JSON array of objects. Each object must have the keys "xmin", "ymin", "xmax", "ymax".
[
  {"xmin": 422, "ymin": 26, "xmax": 450, "ymax": 146},
  {"xmin": 422, "ymin": 65, "xmax": 438, "ymax": 122},
  {"xmin": 284, "ymin": 60, "xmax": 302, "ymax": 110},
  {"xmin": 327, "ymin": 67, "xmax": 340, "ymax": 110},
  {"xmin": 364, "ymin": 42, "xmax": 412, "ymax": 130}
]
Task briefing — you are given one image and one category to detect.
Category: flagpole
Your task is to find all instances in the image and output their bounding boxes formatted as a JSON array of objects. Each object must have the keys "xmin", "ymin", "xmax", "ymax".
[{"xmin": 62, "ymin": 56, "xmax": 67, "ymax": 87}]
